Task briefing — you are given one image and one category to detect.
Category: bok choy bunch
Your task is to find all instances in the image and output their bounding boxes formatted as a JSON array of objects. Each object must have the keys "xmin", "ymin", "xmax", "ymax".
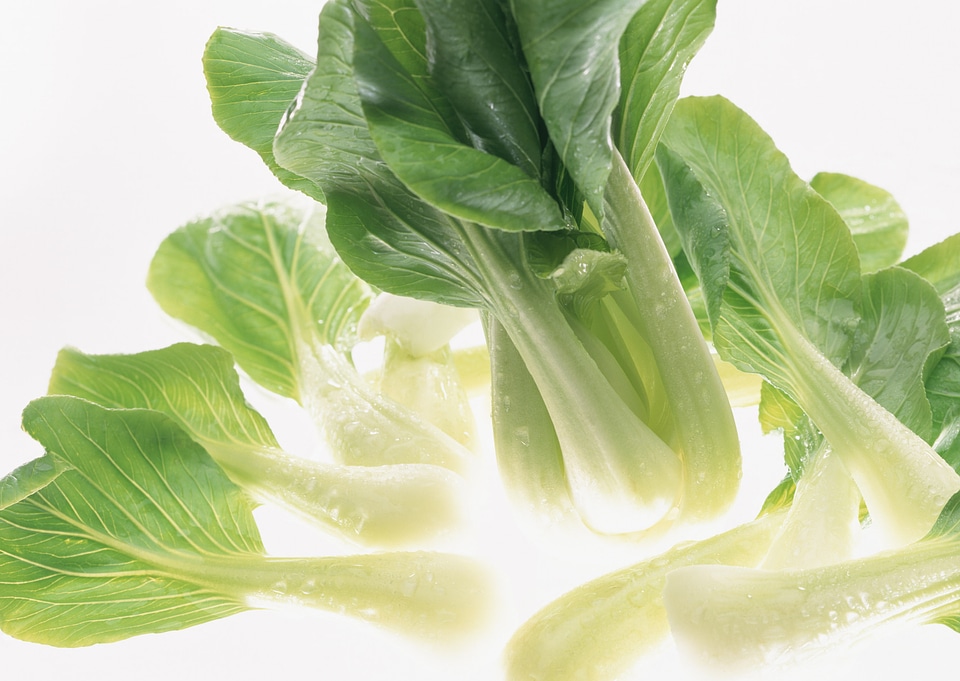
[{"xmin": 201, "ymin": 0, "xmax": 740, "ymax": 534}]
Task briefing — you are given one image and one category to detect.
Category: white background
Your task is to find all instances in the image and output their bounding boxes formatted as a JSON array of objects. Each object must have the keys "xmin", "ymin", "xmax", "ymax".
[{"xmin": 2, "ymin": 1, "xmax": 960, "ymax": 679}]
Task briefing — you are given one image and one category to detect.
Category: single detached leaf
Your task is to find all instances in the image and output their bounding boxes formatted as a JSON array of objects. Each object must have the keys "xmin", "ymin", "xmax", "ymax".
[
  {"xmin": 615, "ymin": 0, "xmax": 716, "ymax": 179},
  {"xmin": 203, "ymin": 28, "xmax": 320, "ymax": 197},
  {"xmin": 353, "ymin": 12, "xmax": 568, "ymax": 232},
  {"xmin": 148, "ymin": 199, "xmax": 371, "ymax": 403},
  {"xmin": 2, "ymin": 397, "xmax": 491, "ymax": 645},
  {"xmin": 2, "ymin": 396, "xmax": 261, "ymax": 646},
  {"xmin": 510, "ymin": 0, "xmax": 645, "ymax": 216},
  {"xmin": 810, "ymin": 172, "xmax": 908, "ymax": 273}
]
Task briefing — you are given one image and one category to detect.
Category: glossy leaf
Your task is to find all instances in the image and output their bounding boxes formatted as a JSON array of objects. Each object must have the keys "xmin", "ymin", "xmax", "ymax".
[
  {"xmin": 615, "ymin": 0, "xmax": 716, "ymax": 179},
  {"xmin": 416, "ymin": 0, "xmax": 542, "ymax": 177},
  {"xmin": 510, "ymin": 0, "xmax": 645, "ymax": 215},
  {"xmin": 353, "ymin": 13, "xmax": 567, "ymax": 232},
  {"xmin": 272, "ymin": 1, "xmax": 483, "ymax": 306}
]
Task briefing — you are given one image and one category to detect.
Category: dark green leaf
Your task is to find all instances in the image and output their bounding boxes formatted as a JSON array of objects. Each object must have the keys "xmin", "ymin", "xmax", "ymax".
[
  {"xmin": 616, "ymin": 0, "xmax": 716, "ymax": 179},
  {"xmin": 511, "ymin": 0, "xmax": 645, "ymax": 216},
  {"xmin": 272, "ymin": 1, "xmax": 483, "ymax": 306},
  {"xmin": 416, "ymin": 0, "xmax": 543, "ymax": 176},
  {"xmin": 353, "ymin": 12, "xmax": 567, "ymax": 232}
]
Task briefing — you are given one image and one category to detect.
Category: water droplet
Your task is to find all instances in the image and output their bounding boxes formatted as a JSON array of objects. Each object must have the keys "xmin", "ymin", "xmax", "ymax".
[{"xmin": 514, "ymin": 426, "xmax": 530, "ymax": 447}]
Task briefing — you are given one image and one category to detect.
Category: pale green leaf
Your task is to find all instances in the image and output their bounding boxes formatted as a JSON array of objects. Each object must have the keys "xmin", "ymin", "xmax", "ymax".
[
  {"xmin": 810, "ymin": 172, "xmax": 908, "ymax": 273},
  {"xmin": 147, "ymin": 199, "xmax": 371, "ymax": 403},
  {"xmin": 203, "ymin": 28, "xmax": 320, "ymax": 197}
]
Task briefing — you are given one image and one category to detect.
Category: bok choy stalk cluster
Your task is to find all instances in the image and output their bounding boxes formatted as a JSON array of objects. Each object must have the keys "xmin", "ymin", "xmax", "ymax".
[
  {"xmin": 199, "ymin": 0, "xmax": 742, "ymax": 535},
  {"xmin": 4, "ymin": 0, "xmax": 960, "ymax": 675}
]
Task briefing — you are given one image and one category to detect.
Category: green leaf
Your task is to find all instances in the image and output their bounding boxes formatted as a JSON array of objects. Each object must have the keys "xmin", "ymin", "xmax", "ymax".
[
  {"xmin": 2, "ymin": 397, "xmax": 491, "ymax": 645},
  {"xmin": 902, "ymin": 233, "xmax": 960, "ymax": 442},
  {"xmin": 147, "ymin": 200, "xmax": 473, "ymax": 472},
  {"xmin": 901, "ymin": 232, "xmax": 960, "ymax": 298},
  {"xmin": 3, "ymin": 396, "xmax": 260, "ymax": 646},
  {"xmin": 147, "ymin": 199, "xmax": 371, "ymax": 403},
  {"xmin": 810, "ymin": 172, "xmax": 908, "ymax": 273},
  {"xmin": 49, "ymin": 343, "xmax": 279, "ymax": 451},
  {"xmin": 925, "ymin": 490, "xmax": 960, "ymax": 541},
  {"xmin": 272, "ymin": 1, "xmax": 483, "ymax": 306},
  {"xmin": 416, "ymin": 0, "xmax": 543, "ymax": 177},
  {"xmin": 659, "ymin": 96, "xmax": 959, "ymax": 544},
  {"xmin": 510, "ymin": 0, "xmax": 645, "ymax": 216},
  {"xmin": 0, "ymin": 455, "xmax": 68, "ymax": 511},
  {"xmin": 352, "ymin": 11, "xmax": 567, "ymax": 232},
  {"xmin": 47, "ymin": 343, "xmax": 468, "ymax": 546},
  {"xmin": 203, "ymin": 28, "xmax": 321, "ymax": 197},
  {"xmin": 658, "ymin": 99, "xmax": 862, "ymax": 388},
  {"xmin": 929, "ymin": 347, "xmax": 960, "ymax": 441},
  {"xmin": 615, "ymin": 0, "xmax": 717, "ymax": 179},
  {"xmin": 847, "ymin": 267, "xmax": 949, "ymax": 440}
]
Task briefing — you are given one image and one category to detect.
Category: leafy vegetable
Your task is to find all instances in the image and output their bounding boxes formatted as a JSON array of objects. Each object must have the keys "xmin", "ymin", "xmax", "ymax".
[
  {"xmin": 503, "ymin": 509, "xmax": 787, "ymax": 681},
  {"xmin": 0, "ymin": 396, "xmax": 490, "ymax": 646},
  {"xmin": 264, "ymin": 0, "xmax": 726, "ymax": 533},
  {"xmin": 663, "ymin": 491, "xmax": 960, "ymax": 670},
  {"xmin": 7, "ymin": 0, "xmax": 960, "ymax": 672},
  {"xmin": 147, "ymin": 198, "xmax": 473, "ymax": 471},
  {"xmin": 658, "ymin": 95, "xmax": 960, "ymax": 545},
  {"xmin": 47, "ymin": 343, "xmax": 465, "ymax": 547},
  {"xmin": 503, "ymin": 236, "xmax": 955, "ymax": 678},
  {"xmin": 810, "ymin": 172, "xmax": 908, "ymax": 274}
]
